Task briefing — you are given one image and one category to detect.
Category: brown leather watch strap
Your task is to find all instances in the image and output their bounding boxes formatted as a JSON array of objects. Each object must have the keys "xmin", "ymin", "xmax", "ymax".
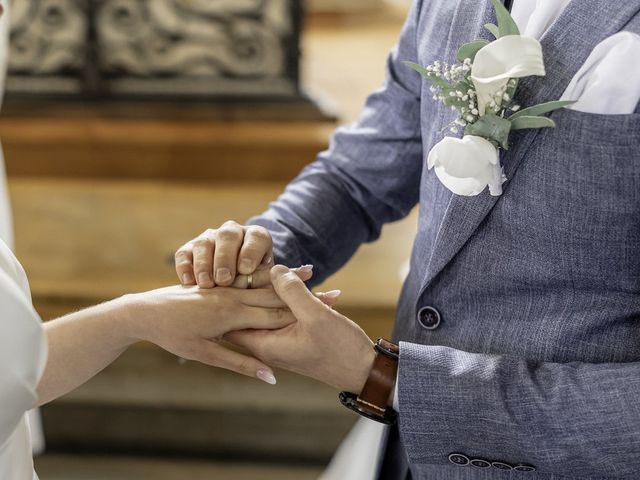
[
  {"xmin": 357, "ymin": 338, "xmax": 399, "ymax": 416},
  {"xmin": 339, "ymin": 338, "xmax": 399, "ymax": 424},
  {"xmin": 337, "ymin": 338, "xmax": 400, "ymax": 424}
]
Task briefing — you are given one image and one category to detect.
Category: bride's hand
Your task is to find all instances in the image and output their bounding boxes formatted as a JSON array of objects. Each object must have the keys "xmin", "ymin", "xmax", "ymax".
[
  {"xmin": 174, "ymin": 221, "xmax": 291, "ymax": 289},
  {"xmin": 124, "ymin": 285, "xmax": 295, "ymax": 384}
]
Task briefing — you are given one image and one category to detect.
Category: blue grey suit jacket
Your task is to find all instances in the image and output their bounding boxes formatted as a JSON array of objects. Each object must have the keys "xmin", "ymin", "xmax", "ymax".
[{"xmin": 249, "ymin": 1, "xmax": 640, "ymax": 478}]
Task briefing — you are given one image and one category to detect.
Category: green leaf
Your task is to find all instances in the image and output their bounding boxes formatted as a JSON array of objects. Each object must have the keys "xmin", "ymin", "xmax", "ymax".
[
  {"xmin": 456, "ymin": 39, "xmax": 489, "ymax": 62},
  {"xmin": 508, "ymin": 100, "xmax": 576, "ymax": 120},
  {"xmin": 510, "ymin": 116, "xmax": 556, "ymax": 130},
  {"xmin": 505, "ymin": 79, "xmax": 519, "ymax": 101},
  {"xmin": 491, "ymin": 0, "xmax": 520, "ymax": 36},
  {"xmin": 402, "ymin": 61, "xmax": 431, "ymax": 78},
  {"xmin": 465, "ymin": 113, "xmax": 512, "ymax": 149},
  {"xmin": 402, "ymin": 61, "xmax": 449, "ymax": 89},
  {"xmin": 484, "ymin": 23, "xmax": 500, "ymax": 39}
]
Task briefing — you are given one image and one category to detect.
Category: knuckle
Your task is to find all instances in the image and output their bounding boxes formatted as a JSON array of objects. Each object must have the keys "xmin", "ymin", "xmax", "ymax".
[
  {"xmin": 192, "ymin": 238, "xmax": 213, "ymax": 251},
  {"xmin": 194, "ymin": 260, "xmax": 212, "ymax": 272},
  {"xmin": 175, "ymin": 259, "xmax": 193, "ymax": 270},
  {"xmin": 174, "ymin": 248, "xmax": 187, "ymax": 258},
  {"xmin": 279, "ymin": 275, "xmax": 300, "ymax": 293},
  {"xmin": 174, "ymin": 252, "xmax": 189, "ymax": 264},
  {"xmin": 193, "ymin": 244, "xmax": 211, "ymax": 255},
  {"xmin": 216, "ymin": 227, "xmax": 242, "ymax": 242},
  {"xmin": 214, "ymin": 251, "xmax": 234, "ymax": 265},
  {"xmin": 222, "ymin": 220, "xmax": 240, "ymax": 229},
  {"xmin": 248, "ymin": 226, "xmax": 272, "ymax": 243}
]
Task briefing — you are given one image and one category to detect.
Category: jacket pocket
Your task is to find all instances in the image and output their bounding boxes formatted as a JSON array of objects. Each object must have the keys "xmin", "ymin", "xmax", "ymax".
[{"xmin": 549, "ymin": 108, "xmax": 640, "ymax": 147}]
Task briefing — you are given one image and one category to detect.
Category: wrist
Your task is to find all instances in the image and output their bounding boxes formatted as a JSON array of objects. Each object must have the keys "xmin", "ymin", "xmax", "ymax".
[
  {"xmin": 352, "ymin": 343, "xmax": 377, "ymax": 394},
  {"xmin": 112, "ymin": 293, "xmax": 150, "ymax": 345}
]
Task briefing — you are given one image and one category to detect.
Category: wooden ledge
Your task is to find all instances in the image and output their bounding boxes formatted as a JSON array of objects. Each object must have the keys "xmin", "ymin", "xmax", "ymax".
[{"xmin": 0, "ymin": 102, "xmax": 336, "ymax": 182}]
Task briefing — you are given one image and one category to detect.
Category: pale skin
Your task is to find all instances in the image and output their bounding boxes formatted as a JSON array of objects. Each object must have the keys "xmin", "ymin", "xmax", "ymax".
[
  {"xmin": 229, "ymin": 265, "xmax": 377, "ymax": 394},
  {"xmin": 36, "ymin": 281, "xmax": 315, "ymax": 407},
  {"xmin": 175, "ymin": 222, "xmax": 378, "ymax": 395}
]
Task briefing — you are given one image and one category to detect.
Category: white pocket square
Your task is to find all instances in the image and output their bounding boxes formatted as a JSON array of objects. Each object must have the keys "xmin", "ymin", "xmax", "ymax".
[{"xmin": 561, "ymin": 31, "xmax": 640, "ymax": 114}]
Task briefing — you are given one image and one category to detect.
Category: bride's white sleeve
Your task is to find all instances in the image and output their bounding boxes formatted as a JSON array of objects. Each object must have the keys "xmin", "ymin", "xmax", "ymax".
[{"xmin": 0, "ymin": 245, "xmax": 47, "ymax": 447}]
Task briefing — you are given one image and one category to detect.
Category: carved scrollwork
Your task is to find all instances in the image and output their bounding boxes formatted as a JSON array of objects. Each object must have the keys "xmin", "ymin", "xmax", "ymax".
[
  {"xmin": 96, "ymin": 0, "xmax": 289, "ymax": 79},
  {"xmin": 9, "ymin": 0, "xmax": 87, "ymax": 75},
  {"xmin": 5, "ymin": 0, "xmax": 299, "ymax": 99}
]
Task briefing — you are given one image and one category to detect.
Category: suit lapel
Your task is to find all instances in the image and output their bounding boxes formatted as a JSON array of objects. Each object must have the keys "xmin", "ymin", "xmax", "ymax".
[{"xmin": 421, "ymin": 0, "xmax": 640, "ymax": 290}]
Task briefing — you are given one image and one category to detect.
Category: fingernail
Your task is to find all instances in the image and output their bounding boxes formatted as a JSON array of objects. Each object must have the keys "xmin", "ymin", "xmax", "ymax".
[
  {"xmin": 257, "ymin": 369, "xmax": 277, "ymax": 385},
  {"xmin": 240, "ymin": 258, "xmax": 254, "ymax": 273},
  {"xmin": 298, "ymin": 264, "xmax": 314, "ymax": 273},
  {"xmin": 261, "ymin": 255, "xmax": 273, "ymax": 266},
  {"xmin": 197, "ymin": 272, "xmax": 211, "ymax": 285},
  {"xmin": 216, "ymin": 268, "xmax": 232, "ymax": 284},
  {"xmin": 182, "ymin": 273, "xmax": 195, "ymax": 285},
  {"xmin": 324, "ymin": 289, "xmax": 342, "ymax": 299}
]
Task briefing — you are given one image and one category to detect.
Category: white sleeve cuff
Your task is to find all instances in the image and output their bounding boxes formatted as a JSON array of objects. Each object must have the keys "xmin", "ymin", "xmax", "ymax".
[{"xmin": 392, "ymin": 374, "xmax": 400, "ymax": 411}]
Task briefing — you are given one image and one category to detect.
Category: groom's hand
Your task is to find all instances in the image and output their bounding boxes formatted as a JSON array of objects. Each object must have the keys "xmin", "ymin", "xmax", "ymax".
[
  {"xmin": 175, "ymin": 221, "xmax": 274, "ymax": 288},
  {"xmin": 226, "ymin": 266, "xmax": 376, "ymax": 394}
]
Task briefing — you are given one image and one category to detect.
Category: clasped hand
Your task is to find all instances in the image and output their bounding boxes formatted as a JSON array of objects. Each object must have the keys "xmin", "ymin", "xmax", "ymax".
[{"xmin": 172, "ymin": 222, "xmax": 375, "ymax": 393}]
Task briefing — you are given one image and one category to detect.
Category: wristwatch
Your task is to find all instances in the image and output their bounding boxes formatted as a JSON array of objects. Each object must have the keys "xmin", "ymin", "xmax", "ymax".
[{"xmin": 339, "ymin": 338, "xmax": 399, "ymax": 425}]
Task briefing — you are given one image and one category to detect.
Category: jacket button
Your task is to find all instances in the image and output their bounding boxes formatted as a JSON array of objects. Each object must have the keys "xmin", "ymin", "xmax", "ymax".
[
  {"xmin": 470, "ymin": 459, "xmax": 491, "ymax": 468},
  {"xmin": 417, "ymin": 306, "xmax": 441, "ymax": 330},
  {"xmin": 513, "ymin": 464, "xmax": 536, "ymax": 472},
  {"xmin": 448, "ymin": 453, "xmax": 469, "ymax": 466},
  {"xmin": 492, "ymin": 461, "xmax": 513, "ymax": 470}
]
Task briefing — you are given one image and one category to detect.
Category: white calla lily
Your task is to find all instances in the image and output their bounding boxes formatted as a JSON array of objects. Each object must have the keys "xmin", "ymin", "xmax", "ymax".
[
  {"xmin": 427, "ymin": 135, "xmax": 504, "ymax": 196},
  {"xmin": 471, "ymin": 35, "xmax": 546, "ymax": 115}
]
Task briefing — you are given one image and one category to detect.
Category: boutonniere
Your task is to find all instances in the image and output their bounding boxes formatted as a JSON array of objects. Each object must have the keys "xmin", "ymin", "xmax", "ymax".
[{"xmin": 404, "ymin": 0, "xmax": 574, "ymax": 196}]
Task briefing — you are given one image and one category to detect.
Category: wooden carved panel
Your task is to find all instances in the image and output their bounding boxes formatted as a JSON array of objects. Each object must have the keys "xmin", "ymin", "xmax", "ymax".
[
  {"xmin": 6, "ymin": 0, "xmax": 302, "ymax": 100},
  {"xmin": 8, "ymin": 0, "xmax": 88, "ymax": 94}
]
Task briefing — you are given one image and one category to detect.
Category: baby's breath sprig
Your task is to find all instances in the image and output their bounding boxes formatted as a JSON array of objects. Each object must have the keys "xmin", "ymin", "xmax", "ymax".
[
  {"xmin": 411, "ymin": 58, "xmax": 479, "ymax": 133},
  {"xmin": 406, "ymin": 58, "xmax": 524, "ymax": 135}
]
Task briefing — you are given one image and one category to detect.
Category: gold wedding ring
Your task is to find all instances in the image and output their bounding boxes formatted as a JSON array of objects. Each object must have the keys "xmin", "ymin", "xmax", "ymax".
[{"xmin": 247, "ymin": 273, "xmax": 254, "ymax": 289}]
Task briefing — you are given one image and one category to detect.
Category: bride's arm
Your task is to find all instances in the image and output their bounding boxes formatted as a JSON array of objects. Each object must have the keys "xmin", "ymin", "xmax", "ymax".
[
  {"xmin": 36, "ymin": 285, "xmax": 297, "ymax": 406},
  {"xmin": 37, "ymin": 295, "xmax": 137, "ymax": 406}
]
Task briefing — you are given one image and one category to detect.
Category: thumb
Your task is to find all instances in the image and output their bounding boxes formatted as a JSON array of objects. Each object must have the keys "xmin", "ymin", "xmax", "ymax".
[{"xmin": 270, "ymin": 264, "xmax": 325, "ymax": 320}]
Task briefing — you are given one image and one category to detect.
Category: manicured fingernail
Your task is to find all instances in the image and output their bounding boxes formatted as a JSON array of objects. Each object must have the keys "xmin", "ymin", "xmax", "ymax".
[
  {"xmin": 257, "ymin": 370, "xmax": 277, "ymax": 385},
  {"xmin": 182, "ymin": 273, "xmax": 194, "ymax": 285},
  {"xmin": 324, "ymin": 289, "xmax": 342, "ymax": 299},
  {"xmin": 197, "ymin": 272, "xmax": 211, "ymax": 285},
  {"xmin": 298, "ymin": 264, "xmax": 314, "ymax": 273},
  {"xmin": 216, "ymin": 268, "xmax": 232, "ymax": 283},
  {"xmin": 240, "ymin": 258, "xmax": 254, "ymax": 273}
]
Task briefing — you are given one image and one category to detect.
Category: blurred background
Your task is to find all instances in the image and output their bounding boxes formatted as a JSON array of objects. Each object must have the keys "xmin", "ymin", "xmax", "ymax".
[{"xmin": 0, "ymin": 0, "xmax": 416, "ymax": 478}]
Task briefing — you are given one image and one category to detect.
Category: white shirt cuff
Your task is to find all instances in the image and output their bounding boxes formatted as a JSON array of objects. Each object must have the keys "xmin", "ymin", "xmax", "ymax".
[{"xmin": 392, "ymin": 373, "xmax": 400, "ymax": 411}]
